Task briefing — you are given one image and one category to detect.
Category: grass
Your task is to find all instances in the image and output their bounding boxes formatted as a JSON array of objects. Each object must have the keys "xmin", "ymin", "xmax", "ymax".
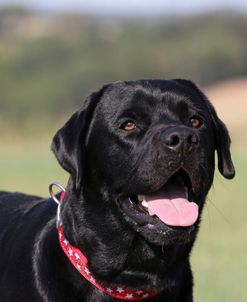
[
  {"xmin": 0, "ymin": 145, "xmax": 246, "ymax": 301},
  {"xmin": 0, "ymin": 147, "xmax": 68, "ymax": 196},
  {"xmin": 192, "ymin": 152, "xmax": 247, "ymax": 301}
]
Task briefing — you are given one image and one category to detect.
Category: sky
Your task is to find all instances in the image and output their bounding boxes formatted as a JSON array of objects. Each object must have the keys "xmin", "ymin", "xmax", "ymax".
[{"xmin": 0, "ymin": 0, "xmax": 247, "ymax": 15}]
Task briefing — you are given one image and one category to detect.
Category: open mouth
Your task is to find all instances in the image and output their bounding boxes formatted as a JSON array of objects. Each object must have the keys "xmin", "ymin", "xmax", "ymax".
[{"xmin": 121, "ymin": 170, "xmax": 199, "ymax": 228}]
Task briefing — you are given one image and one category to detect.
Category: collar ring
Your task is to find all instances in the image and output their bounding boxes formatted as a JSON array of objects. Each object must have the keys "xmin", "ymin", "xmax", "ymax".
[
  {"xmin": 49, "ymin": 182, "xmax": 66, "ymax": 205},
  {"xmin": 49, "ymin": 182, "xmax": 66, "ymax": 228}
]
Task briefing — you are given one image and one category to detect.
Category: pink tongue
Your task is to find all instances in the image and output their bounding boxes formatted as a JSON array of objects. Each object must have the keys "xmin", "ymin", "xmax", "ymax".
[{"xmin": 146, "ymin": 182, "xmax": 198, "ymax": 227}]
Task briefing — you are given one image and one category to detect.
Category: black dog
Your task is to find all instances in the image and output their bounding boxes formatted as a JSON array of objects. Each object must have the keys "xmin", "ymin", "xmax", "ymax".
[{"xmin": 0, "ymin": 79, "xmax": 235, "ymax": 301}]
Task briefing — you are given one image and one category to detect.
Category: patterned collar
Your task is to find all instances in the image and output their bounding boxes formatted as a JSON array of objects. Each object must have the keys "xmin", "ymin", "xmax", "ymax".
[{"xmin": 50, "ymin": 184, "xmax": 160, "ymax": 300}]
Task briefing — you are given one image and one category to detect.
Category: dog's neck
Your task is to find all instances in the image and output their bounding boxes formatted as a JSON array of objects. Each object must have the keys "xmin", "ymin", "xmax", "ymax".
[{"xmin": 59, "ymin": 185, "xmax": 191, "ymax": 295}]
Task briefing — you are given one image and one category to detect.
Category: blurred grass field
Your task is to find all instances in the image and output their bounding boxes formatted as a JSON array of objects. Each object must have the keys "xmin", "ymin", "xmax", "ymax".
[{"xmin": 0, "ymin": 144, "xmax": 246, "ymax": 301}]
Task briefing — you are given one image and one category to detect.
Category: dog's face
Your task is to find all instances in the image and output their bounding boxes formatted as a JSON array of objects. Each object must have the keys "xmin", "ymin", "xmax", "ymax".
[{"xmin": 52, "ymin": 79, "xmax": 235, "ymax": 246}]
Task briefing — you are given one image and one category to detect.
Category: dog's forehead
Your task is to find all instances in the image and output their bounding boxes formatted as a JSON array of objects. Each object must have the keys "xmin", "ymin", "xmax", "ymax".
[{"xmin": 97, "ymin": 81, "xmax": 207, "ymax": 119}]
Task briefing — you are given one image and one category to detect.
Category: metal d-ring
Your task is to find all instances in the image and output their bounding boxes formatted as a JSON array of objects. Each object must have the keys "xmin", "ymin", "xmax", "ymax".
[
  {"xmin": 49, "ymin": 182, "xmax": 66, "ymax": 228},
  {"xmin": 49, "ymin": 182, "xmax": 66, "ymax": 205}
]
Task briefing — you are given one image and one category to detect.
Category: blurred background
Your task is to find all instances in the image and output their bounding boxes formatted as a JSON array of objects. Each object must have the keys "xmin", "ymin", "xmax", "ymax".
[{"xmin": 0, "ymin": 0, "xmax": 246, "ymax": 300}]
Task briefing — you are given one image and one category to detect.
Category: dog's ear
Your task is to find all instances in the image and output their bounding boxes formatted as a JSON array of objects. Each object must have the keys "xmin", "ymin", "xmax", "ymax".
[
  {"xmin": 204, "ymin": 101, "xmax": 235, "ymax": 179},
  {"xmin": 174, "ymin": 79, "xmax": 235, "ymax": 179},
  {"xmin": 51, "ymin": 84, "xmax": 109, "ymax": 190}
]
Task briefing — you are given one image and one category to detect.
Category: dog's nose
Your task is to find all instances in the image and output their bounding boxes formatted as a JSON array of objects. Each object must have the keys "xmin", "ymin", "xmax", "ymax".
[{"xmin": 160, "ymin": 127, "xmax": 199, "ymax": 152}]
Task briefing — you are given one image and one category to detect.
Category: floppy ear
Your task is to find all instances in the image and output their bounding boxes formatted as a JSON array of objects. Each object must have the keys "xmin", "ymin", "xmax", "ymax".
[
  {"xmin": 205, "ymin": 102, "xmax": 235, "ymax": 179},
  {"xmin": 51, "ymin": 84, "xmax": 109, "ymax": 190},
  {"xmin": 174, "ymin": 79, "xmax": 235, "ymax": 179}
]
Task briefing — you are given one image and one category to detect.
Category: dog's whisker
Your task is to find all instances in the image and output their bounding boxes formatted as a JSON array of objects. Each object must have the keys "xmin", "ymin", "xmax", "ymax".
[{"xmin": 206, "ymin": 197, "xmax": 232, "ymax": 227}]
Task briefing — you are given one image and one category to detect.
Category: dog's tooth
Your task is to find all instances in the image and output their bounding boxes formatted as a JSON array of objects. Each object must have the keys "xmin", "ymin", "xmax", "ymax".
[
  {"xmin": 137, "ymin": 195, "xmax": 145, "ymax": 202},
  {"xmin": 141, "ymin": 200, "xmax": 149, "ymax": 208}
]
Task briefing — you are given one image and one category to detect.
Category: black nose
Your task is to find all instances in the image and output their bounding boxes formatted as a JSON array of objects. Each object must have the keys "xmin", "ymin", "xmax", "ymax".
[{"xmin": 160, "ymin": 127, "xmax": 199, "ymax": 152}]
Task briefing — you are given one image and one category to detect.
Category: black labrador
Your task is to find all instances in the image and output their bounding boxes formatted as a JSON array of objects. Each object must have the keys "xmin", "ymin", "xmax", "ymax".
[{"xmin": 0, "ymin": 79, "xmax": 235, "ymax": 301}]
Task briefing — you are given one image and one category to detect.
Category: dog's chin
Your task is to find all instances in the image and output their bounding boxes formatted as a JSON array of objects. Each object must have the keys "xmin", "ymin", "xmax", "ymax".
[
  {"xmin": 138, "ymin": 223, "xmax": 196, "ymax": 246},
  {"xmin": 118, "ymin": 170, "xmax": 199, "ymax": 245}
]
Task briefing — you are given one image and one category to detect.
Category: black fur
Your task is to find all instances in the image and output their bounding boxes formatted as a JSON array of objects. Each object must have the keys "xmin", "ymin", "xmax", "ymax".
[{"xmin": 0, "ymin": 79, "xmax": 235, "ymax": 301}]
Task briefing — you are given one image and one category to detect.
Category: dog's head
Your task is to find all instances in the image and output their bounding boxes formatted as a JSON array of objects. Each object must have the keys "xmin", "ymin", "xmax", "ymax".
[{"xmin": 52, "ymin": 79, "xmax": 235, "ymax": 245}]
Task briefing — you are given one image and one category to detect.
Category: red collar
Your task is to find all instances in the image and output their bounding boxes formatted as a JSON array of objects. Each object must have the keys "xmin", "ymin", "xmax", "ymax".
[{"xmin": 55, "ymin": 190, "xmax": 160, "ymax": 300}]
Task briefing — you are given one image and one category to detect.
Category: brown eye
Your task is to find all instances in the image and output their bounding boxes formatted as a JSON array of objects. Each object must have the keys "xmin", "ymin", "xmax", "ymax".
[
  {"xmin": 120, "ymin": 120, "xmax": 137, "ymax": 131},
  {"xmin": 189, "ymin": 116, "xmax": 202, "ymax": 128}
]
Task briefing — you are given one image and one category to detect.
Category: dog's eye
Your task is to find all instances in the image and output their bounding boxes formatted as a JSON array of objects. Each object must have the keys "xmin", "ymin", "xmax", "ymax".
[
  {"xmin": 189, "ymin": 116, "xmax": 202, "ymax": 128},
  {"xmin": 120, "ymin": 120, "xmax": 137, "ymax": 131}
]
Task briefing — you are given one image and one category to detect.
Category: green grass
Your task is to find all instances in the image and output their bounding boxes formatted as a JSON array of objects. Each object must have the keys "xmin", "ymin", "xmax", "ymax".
[
  {"xmin": 0, "ymin": 147, "xmax": 68, "ymax": 196},
  {"xmin": 0, "ymin": 147, "xmax": 246, "ymax": 301},
  {"xmin": 192, "ymin": 153, "xmax": 247, "ymax": 301}
]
